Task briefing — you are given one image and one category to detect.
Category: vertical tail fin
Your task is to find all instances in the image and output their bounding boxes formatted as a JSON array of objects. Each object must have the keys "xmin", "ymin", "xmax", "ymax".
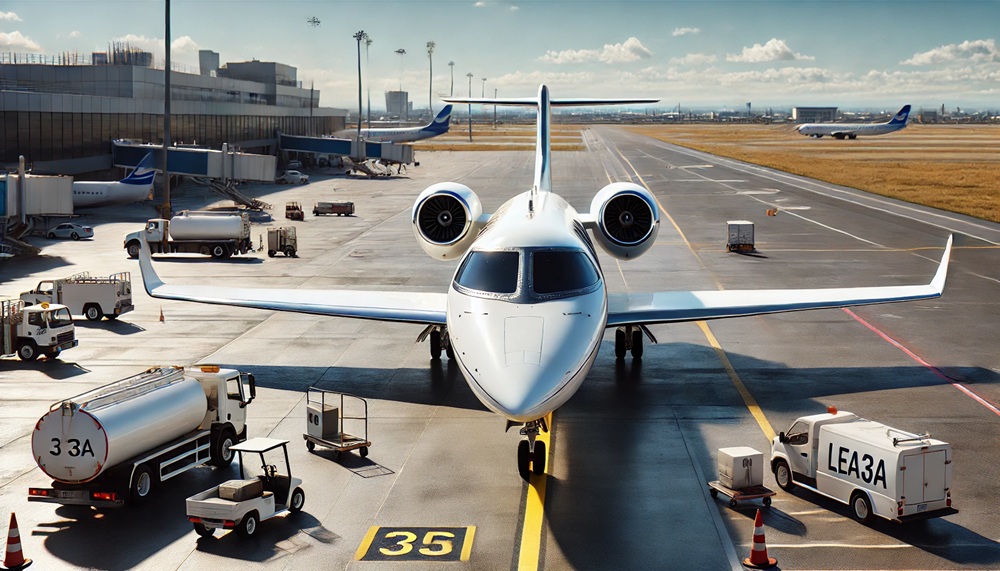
[
  {"xmin": 121, "ymin": 152, "xmax": 156, "ymax": 185},
  {"xmin": 888, "ymin": 105, "xmax": 911, "ymax": 125}
]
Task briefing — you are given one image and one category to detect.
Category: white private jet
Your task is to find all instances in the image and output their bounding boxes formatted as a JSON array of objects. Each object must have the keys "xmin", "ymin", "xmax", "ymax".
[
  {"xmin": 139, "ymin": 86, "xmax": 951, "ymax": 479},
  {"xmin": 797, "ymin": 105, "xmax": 911, "ymax": 139},
  {"xmin": 73, "ymin": 152, "xmax": 157, "ymax": 208},
  {"xmin": 331, "ymin": 105, "xmax": 453, "ymax": 143}
]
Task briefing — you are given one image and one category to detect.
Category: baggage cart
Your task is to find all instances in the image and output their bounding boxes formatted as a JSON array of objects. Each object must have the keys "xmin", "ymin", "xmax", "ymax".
[
  {"xmin": 708, "ymin": 480, "xmax": 775, "ymax": 508},
  {"xmin": 313, "ymin": 201, "xmax": 355, "ymax": 216},
  {"xmin": 303, "ymin": 388, "xmax": 370, "ymax": 460}
]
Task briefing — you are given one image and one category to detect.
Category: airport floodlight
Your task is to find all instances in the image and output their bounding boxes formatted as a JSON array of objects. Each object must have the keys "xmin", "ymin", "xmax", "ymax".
[
  {"xmin": 395, "ymin": 49, "xmax": 407, "ymax": 94},
  {"xmin": 306, "ymin": 16, "xmax": 320, "ymax": 27},
  {"xmin": 466, "ymin": 72, "xmax": 474, "ymax": 142},
  {"xmin": 365, "ymin": 35, "xmax": 373, "ymax": 128},
  {"xmin": 427, "ymin": 41, "xmax": 436, "ymax": 116},
  {"xmin": 354, "ymin": 31, "xmax": 368, "ymax": 137},
  {"xmin": 448, "ymin": 61, "xmax": 455, "ymax": 97},
  {"xmin": 481, "ymin": 78, "xmax": 486, "ymax": 98}
]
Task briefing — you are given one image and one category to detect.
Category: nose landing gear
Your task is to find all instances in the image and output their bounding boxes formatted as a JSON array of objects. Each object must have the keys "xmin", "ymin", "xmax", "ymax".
[{"xmin": 514, "ymin": 418, "xmax": 548, "ymax": 481}]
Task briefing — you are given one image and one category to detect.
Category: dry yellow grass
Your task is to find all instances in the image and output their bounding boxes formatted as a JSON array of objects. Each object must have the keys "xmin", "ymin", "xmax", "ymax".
[{"xmin": 625, "ymin": 124, "xmax": 1000, "ymax": 223}]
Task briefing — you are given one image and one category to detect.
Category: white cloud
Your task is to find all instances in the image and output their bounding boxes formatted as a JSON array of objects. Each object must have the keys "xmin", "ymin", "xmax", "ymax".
[
  {"xmin": 69, "ymin": 31, "xmax": 82, "ymax": 39},
  {"xmin": 172, "ymin": 36, "xmax": 200, "ymax": 54},
  {"xmin": 726, "ymin": 38, "xmax": 814, "ymax": 63},
  {"xmin": 901, "ymin": 39, "xmax": 1000, "ymax": 65},
  {"xmin": 669, "ymin": 53, "xmax": 717, "ymax": 66},
  {"xmin": 474, "ymin": 1, "xmax": 487, "ymax": 6},
  {"xmin": 672, "ymin": 27, "xmax": 700, "ymax": 37},
  {"xmin": 539, "ymin": 37, "xmax": 652, "ymax": 64},
  {"xmin": 510, "ymin": 5, "xmax": 519, "ymax": 11},
  {"xmin": 0, "ymin": 30, "xmax": 42, "ymax": 51},
  {"xmin": 1, "ymin": 11, "xmax": 23, "ymax": 21}
]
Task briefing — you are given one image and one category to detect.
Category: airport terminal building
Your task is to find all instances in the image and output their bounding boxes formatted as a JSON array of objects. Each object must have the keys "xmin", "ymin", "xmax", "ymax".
[{"xmin": 0, "ymin": 48, "xmax": 348, "ymax": 175}]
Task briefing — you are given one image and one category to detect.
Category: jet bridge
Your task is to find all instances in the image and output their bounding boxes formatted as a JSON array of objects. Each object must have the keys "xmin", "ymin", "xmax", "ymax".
[
  {"xmin": 112, "ymin": 142, "xmax": 277, "ymax": 182},
  {"xmin": 277, "ymin": 134, "xmax": 414, "ymax": 165}
]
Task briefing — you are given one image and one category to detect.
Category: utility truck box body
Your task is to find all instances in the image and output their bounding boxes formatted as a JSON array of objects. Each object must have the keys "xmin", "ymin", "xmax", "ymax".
[
  {"xmin": 124, "ymin": 210, "xmax": 253, "ymax": 259},
  {"xmin": 771, "ymin": 410, "xmax": 955, "ymax": 523},
  {"xmin": 28, "ymin": 365, "xmax": 255, "ymax": 507},
  {"xmin": 20, "ymin": 272, "xmax": 134, "ymax": 321}
]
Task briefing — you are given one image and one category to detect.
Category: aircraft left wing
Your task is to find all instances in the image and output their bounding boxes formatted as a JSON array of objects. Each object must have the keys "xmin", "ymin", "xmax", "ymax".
[
  {"xmin": 138, "ymin": 239, "xmax": 447, "ymax": 325},
  {"xmin": 607, "ymin": 236, "xmax": 951, "ymax": 327}
]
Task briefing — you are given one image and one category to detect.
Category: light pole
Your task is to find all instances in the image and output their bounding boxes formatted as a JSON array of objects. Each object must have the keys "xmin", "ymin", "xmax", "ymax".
[
  {"xmin": 481, "ymin": 77, "xmax": 486, "ymax": 98},
  {"xmin": 365, "ymin": 35, "xmax": 373, "ymax": 128},
  {"xmin": 494, "ymin": 88, "xmax": 498, "ymax": 128},
  {"xmin": 426, "ymin": 41, "xmax": 435, "ymax": 117},
  {"xmin": 448, "ymin": 61, "xmax": 454, "ymax": 96},
  {"xmin": 353, "ymin": 30, "xmax": 367, "ymax": 139},
  {"xmin": 466, "ymin": 72, "xmax": 474, "ymax": 142},
  {"xmin": 394, "ymin": 48, "xmax": 406, "ymax": 120}
]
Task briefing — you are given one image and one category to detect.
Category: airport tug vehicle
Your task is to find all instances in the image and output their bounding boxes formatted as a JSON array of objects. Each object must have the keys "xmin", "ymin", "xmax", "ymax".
[{"xmin": 186, "ymin": 438, "xmax": 305, "ymax": 539}]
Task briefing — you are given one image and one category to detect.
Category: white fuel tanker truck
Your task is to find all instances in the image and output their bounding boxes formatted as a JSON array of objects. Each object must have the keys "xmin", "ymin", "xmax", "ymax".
[
  {"xmin": 124, "ymin": 210, "xmax": 253, "ymax": 259},
  {"xmin": 28, "ymin": 365, "xmax": 256, "ymax": 507}
]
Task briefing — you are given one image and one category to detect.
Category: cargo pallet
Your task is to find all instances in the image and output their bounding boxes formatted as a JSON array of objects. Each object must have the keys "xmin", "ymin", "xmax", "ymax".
[
  {"xmin": 303, "ymin": 388, "xmax": 371, "ymax": 460},
  {"xmin": 708, "ymin": 480, "xmax": 775, "ymax": 508}
]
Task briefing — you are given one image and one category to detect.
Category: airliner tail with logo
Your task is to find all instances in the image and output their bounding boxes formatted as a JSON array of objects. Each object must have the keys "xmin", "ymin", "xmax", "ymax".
[{"xmin": 333, "ymin": 105, "xmax": 453, "ymax": 143}]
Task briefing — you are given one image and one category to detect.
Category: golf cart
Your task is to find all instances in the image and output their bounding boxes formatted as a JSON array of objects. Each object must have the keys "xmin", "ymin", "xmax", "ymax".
[{"xmin": 186, "ymin": 437, "xmax": 305, "ymax": 538}]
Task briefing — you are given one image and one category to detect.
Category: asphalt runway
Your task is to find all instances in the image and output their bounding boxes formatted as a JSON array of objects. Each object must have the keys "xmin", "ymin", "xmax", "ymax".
[{"xmin": 1, "ymin": 126, "xmax": 998, "ymax": 570}]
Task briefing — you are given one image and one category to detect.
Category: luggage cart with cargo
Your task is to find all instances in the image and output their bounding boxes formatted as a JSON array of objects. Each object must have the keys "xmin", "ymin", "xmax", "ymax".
[
  {"xmin": 302, "ymin": 388, "xmax": 370, "ymax": 460},
  {"xmin": 707, "ymin": 446, "xmax": 775, "ymax": 508},
  {"xmin": 313, "ymin": 201, "xmax": 355, "ymax": 216}
]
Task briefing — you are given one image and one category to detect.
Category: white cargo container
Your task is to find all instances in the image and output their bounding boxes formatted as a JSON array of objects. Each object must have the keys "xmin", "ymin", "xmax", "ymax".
[
  {"xmin": 28, "ymin": 365, "xmax": 256, "ymax": 507},
  {"xmin": 771, "ymin": 408, "xmax": 956, "ymax": 523},
  {"xmin": 718, "ymin": 447, "xmax": 764, "ymax": 490},
  {"xmin": 20, "ymin": 271, "xmax": 134, "ymax": 321},
  {"xmin": 124, "ymin": 210, "xmax": 253, "ymax": 259},
  {"xmin": 726, "ymin": 220, "xmax": 755, "ymax": 252}
]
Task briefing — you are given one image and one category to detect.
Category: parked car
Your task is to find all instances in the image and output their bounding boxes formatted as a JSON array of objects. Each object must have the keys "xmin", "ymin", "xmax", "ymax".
[
  {"xmin": 287, "ymin": 160, "xmax": 302, "ymax": 169},
  {"xmin": 47, "ymin": 223, "xmax": 94, "ymax": 240},
  {"xmin": 276, "ymin": 171, "xmax": 309, "ymax": 185}
]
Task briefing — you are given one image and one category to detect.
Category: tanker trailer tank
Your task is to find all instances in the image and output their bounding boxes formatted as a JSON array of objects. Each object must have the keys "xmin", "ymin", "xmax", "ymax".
[
  {"xmin": 168, "ymin": 211, "xmax": 250, "ymax": 241},
  {"xmin": 32, "ymin": 366, "xmax": 207, "ymax": 484}
]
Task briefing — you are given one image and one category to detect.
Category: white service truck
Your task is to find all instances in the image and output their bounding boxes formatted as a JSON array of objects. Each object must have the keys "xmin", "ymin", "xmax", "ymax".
[
  {"xmin": 28, "ymin": 365, "xmax": 256, "ymax": 507},
  {"xmin": 770, "ymin": 408, "xmax": 956, "ymax": 523},
  {"xmin": 1, "ymin": 298, "xmax": 78, "ymax": 361},
  {"xmin": 20, "ymin": 271, "xmax": 134, "ymax": 321},
  {"xmin": 124, "ymin": 210, "xmax": 253, "ymax": 259}
]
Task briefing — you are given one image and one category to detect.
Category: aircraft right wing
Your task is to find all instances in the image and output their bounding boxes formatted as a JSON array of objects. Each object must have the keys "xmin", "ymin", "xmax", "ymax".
[
  {"xmin": 138, "ymin": 238, "xmax": 448, "ymax": 325},
  {"xmin": 607, "ymin": 236, "xmax": 952, "ymax": 327}
]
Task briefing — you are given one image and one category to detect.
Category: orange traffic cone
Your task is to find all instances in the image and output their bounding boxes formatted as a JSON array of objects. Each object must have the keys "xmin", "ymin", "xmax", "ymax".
[
  {"xmin": 2, "ymin": 512, "xmax": 32, "ymax": 571},
  {"xmin": 159, "ymin": 306, "xmax": 164, "ymax": 322},
  {"xmin": 742, "ymin": 509, "xmax": 776, "ymax": 569}
]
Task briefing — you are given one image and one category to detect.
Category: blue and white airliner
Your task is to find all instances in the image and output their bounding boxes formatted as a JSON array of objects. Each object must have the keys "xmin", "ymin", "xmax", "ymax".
[
  {"xmin": 797, "ymin": 105, "xmax": 911, "ymax": 139},
  {"xmin": 332, "ymin": 105, "xmax": 453, "ymax": 143},
  {"xmin": 73, "ymin": 152, "xmax": 156, "ymax": 208},
  {"xmin": 139, "ymin": 87, "xmax": 950, "ymax": 479}
]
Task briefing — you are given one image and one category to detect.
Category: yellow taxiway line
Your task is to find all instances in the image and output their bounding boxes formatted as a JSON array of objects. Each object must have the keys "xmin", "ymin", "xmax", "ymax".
[{"xmin": 517, "ymin": 412, "xmax": 552, "ymax": 571}]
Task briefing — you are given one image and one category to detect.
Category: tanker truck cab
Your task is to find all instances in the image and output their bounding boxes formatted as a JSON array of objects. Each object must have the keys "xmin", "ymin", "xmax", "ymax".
[
  {"xmin": 771, "ymin": 408, "xmax": 956, "ymax": 524},
  {"xmin": 28, "ymin": 365, "xmax": 256, "ymax": 507}
]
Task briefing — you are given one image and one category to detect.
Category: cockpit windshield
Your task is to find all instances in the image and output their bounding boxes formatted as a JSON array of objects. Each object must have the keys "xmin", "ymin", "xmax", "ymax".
[
  {"xmin": 532, "ymin": 250, "xmax": 600, "ymax": 294},
  {"xmin": 454, "ymin": 250, "xmax": 520, "ymax": 294},
  {"xmin": 454, "ymin": 248, "xmax": 601, "ymax": 301}
]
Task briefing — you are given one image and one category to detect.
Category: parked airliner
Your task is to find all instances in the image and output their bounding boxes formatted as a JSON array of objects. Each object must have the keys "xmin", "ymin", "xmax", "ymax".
[
  {"xmin": 797, "ymin": 105, "xmax": 910, "ymax": 139},
  {"xmin": 139, "ymin": 86, "xmax": 950, "ymax": 479},
  {"xmin": 73, "ymin": 152, "xmax": 156, "ymax": 208},
  {"xmin": 331, "ymin": 105, "xmax": 453, "ymax": 143}
]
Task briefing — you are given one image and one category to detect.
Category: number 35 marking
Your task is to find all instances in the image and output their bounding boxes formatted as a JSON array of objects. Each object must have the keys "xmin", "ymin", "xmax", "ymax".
[{"xmin": 356, "ymin": 526, "xmax": 476, "ymax": 562}]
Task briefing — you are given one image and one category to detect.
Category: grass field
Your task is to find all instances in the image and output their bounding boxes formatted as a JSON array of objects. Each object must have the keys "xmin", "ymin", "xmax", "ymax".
[{"xmin": 417, "ymin": 123, "xmax": 1000, "ymax": 223}]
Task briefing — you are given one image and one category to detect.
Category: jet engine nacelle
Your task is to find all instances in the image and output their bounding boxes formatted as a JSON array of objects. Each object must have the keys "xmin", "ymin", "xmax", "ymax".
[
  {"xmin": 589, "ymin": 182, "xmax": 660, "ymax": 260},
  {"xmin": 412, "ymin": 182, "xmax": 484, "ymax": 260}
]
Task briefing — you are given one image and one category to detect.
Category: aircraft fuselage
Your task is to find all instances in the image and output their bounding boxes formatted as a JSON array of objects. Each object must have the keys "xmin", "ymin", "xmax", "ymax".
[{"xmin": 446, "ymin": 190, "xmax": 608, "ymax": 422}]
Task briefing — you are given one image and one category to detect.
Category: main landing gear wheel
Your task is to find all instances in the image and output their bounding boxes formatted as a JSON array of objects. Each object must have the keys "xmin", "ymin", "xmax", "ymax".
[
  {"xmin": 532, "ymin": 441, "xmax": 546, "ymax": 475},
  {"xmin": 615, "ymin": 329, "xmax": 627, "ymax": 359},
  {"xmin": 429, "ymin": 330, "xmax": 442, "ymax": 360},
  {"xmin": 631, "ymin": 329, "xmax": 643, "ymax": 359},
  {"xmin": 517, "ymin": 440, "xmax": 531, "ymax": 481}
]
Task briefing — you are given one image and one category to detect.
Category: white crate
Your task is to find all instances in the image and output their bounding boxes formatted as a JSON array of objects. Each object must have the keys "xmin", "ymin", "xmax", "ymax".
[{"xmin": 718, "ymin": 446, "xmax": 763, "ymax": 489}]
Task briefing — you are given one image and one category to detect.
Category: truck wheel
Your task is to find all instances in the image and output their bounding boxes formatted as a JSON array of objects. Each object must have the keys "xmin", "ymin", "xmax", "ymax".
[
  {"xmin": 850, "ymin": 491, "xmax": 873, "ymax": 524},
  {"xmin": 127, "ymin": 241, "xmax": 141, "ymax": 258},
  {"xmin": 774, "ymin": 459, "xmax": 794, "ymax": 491},
  {"xmin": 17, "ymin": 341, "xmax": 39, "ymax": 362},
  {"xmin": 236, "ymin": 510, "xmax": 259, "ymax": 538},
  {"xmin": 193, "ymin": 522, "xmax": 215, "ymax": 537},
  {"xmin": 289, "ymin": 488, "xmax": 305, "ymax": 514},
  {"xmin": 268, "ymin": 250, "xmax": 276, "ymax": 258},
  {"xmin": 210, "ymin": 245, "xmax": 226, "ymax": 258},
  {"xmin": 284, "ymin": 247, "xmax": 295, "ymax": 258},
  {"xmin": 44, "ymin": 348, "xmax": 61, "ymax": 360},
  {"xmin": 130, "ymin": 465, "xmax": 155, "ymax": 504},
  {"xmin": 84, "ymin": 304, "xmax": 104, "ymax": 321},
  {"xmin": 211, "ymin": 429, "xmax": 237, "ymax": 467}
]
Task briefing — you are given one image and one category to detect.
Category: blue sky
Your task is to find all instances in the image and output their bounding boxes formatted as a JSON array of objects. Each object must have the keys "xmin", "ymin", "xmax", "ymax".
[{"xmin": 2, "ymin": 1, "xmax": 999, "ymax": 111}]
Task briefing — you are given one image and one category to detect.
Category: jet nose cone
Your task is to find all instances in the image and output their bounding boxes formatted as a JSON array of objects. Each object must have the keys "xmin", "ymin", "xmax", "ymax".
[{"xmin": 477, "ymin": 362, "xmax": 566, "ymax": 421}]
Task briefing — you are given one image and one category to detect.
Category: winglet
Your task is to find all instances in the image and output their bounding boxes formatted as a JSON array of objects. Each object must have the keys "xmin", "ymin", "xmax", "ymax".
[
  {"xmin": 137, "ymin": 237, "xmax": 164, "ymax": 294},
  {"xmin": 930, "ymin": 234, "xmax": 952, "ymax": 294}
]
